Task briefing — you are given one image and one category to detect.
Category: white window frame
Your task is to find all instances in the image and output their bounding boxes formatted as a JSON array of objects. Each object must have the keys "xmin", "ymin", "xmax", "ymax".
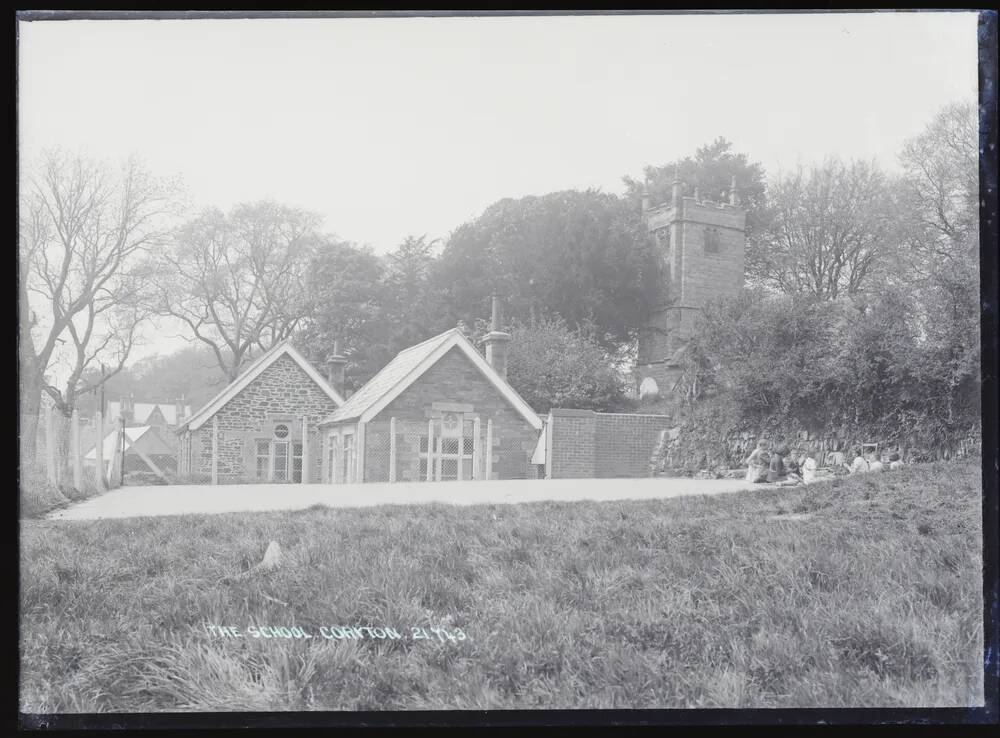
[
  {"xmin": 254, "ymin": 439, "xmax": 270, "ymax": 480},
  {"xmin": 292, "ymin": 441, "xmax": 304, "ymax": 483}
]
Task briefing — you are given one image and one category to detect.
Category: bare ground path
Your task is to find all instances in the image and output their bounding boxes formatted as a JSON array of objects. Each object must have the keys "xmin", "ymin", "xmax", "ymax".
[{"xmin": 46, "ymin": 477, "xmax": 757, "ymax": 521}]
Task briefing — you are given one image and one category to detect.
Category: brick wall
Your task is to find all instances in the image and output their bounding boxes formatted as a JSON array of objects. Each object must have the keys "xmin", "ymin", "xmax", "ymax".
[
  {"xmin": 594, "ymin": 413, "xmax": 675, "ymax": 478},
  {"xmin": 546, "ymin": 409, "xmax": 673, "ymax": 479},
  {"xmin": 183, "ymin": 354, "xmax": 338, "ymax": 483},
  {"xmin": 373, "ymin": 346, "xmax": 540, "ymax": 480}
]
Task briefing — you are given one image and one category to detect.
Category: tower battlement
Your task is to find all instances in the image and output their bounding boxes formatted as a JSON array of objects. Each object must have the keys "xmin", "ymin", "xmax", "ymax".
[{"xmin": 635, "ymin": 180, "xmax": 748, "ymax": 399}]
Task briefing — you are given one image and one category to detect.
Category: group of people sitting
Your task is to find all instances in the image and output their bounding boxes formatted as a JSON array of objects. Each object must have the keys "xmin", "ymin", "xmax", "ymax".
[{"xmin": 743, "ymin": 441, "xmax": 906, "ymax": 486}]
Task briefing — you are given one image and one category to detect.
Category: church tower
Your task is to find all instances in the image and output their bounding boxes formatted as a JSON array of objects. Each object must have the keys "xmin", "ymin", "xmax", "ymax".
[{"xmin": 635, "ymin": 173, "xmax": 747, "ymax": 398}]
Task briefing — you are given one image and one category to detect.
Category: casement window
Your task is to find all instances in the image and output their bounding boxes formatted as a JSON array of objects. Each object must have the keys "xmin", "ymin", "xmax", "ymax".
[
  {"xmin": 255, "ymin": 440, "xmax": 270, "ymax": 479},
  {"xmin": 272, "ymin": 441, "xmax": 289, "ymax": 481},
  {"xmin": 420, "ymin": 425, "xmax": 475, "ymax": 481},
  {"xmin": 341, "ymin": 433, "xmax": 355, "ymax": 483},
  {"xmin": 253, "ymin": 424, "xmax": 302, "ymax": 482},
  {"xmin": 292, "ymin": 442, "xmax": 304, "ymax": 483}
]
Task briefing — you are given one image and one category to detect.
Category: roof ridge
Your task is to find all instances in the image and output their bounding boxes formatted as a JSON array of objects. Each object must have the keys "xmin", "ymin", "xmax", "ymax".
[
  {"xmin": 395, "ymin": 327, "xmax": 460, "ymax": 356},
  {"xmin": 178, "ymin": 339, "xmax": 311, "ymax": 432}
]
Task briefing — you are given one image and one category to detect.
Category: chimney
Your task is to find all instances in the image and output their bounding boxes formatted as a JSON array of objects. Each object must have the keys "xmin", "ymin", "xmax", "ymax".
[
  {"xmin": 640, "ymin": 180, "xmax": 651, "ymax": 215},
  {"xmin": 483, "ymin": 295, "xmax": 512, "ymax": 381},
  {"xmin": 174, "ymin": 395, "xmax": 186, "ymax": 426},
  {"xmin": 121, "ymin": 394, "xmax": 134, "ymax": 424},
  {"xmin": 671, "ymin": 165, "xmax": 683, "ymax": 208},
  {"xmin": 325, "ymin": 340, "xmax": 348, "ymax": 398},
  {"xmin": 729, "ymin": 175, "xmax": 739, "ymax": 206}
]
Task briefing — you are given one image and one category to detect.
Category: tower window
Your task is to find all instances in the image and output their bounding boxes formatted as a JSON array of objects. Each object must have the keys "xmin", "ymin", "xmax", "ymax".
[{"xmin": 704, "ymin": 227, "xmax": 720, "ymax": 254}]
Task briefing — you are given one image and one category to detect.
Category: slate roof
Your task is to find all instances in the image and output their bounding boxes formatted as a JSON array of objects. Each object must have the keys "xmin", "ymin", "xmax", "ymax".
[
  {"xmin": 322, "ymin": 329, "xmax": 457, "ymax": 424},
  {"xmin": 85, "ymin": 426, "xmax": 153, "ymax": 460},
  {"xmin": 321, "ymin": 328, "xmax": 542, "ymax": 430}
]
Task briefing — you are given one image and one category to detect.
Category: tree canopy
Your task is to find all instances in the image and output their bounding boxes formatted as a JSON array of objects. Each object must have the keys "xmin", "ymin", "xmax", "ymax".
[{"xmin": 430, "ymin": 189, "xmax": 654, "ymax": 353}]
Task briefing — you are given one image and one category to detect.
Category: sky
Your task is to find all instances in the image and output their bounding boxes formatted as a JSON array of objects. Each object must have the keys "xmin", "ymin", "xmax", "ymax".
[{"xmin": 18, "ymin": 11, "xmax": 980, "ymax": 371}]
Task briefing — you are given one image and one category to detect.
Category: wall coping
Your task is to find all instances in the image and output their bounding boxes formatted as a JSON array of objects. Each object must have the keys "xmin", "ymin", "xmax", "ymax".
[{"xmin": 548, "ymin": 409, "xmax": 673, "ymax": 420}]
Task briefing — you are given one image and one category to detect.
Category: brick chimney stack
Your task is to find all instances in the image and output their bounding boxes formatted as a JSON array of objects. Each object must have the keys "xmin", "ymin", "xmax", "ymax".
[
  {"xmin": 483, "ymin": 295, "xmax": 512, "ymax": 381},
  {"xmin": 729, "ymin": 175, "xmax": 739, "ymax": 206},
  {"xmin": 325, "ymin": 340, "xmax": 348, "ymax": 398},
  {"xmin": 641, "ymin": 180, "xmax": 651, "ymax": 215}
]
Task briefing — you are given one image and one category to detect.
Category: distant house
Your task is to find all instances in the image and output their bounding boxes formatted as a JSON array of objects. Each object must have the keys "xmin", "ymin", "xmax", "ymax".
[
  {"xmin": 176, "ymin": 341, "xmax": 345, "ymax": 483},
  {"xmin": 84, "ymin": 425, "xmax": 178, "ymax": 480},
  {"xmin": 106, "ymin": 398, "xmax": 192, "ymax": 429},
  {"xmin": 317, "ymin": 326, "xmax": 543, "ymax": 483}
]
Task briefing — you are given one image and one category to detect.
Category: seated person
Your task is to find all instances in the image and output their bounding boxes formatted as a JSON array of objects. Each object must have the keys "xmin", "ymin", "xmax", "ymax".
[
  {"xmin": 849, "ymin": 448, "xmax": 870, "ymax": 474},
  {"xmin": 826, "ymin": 449, "xmax": 846, "ymax": 469},
  {"xmin": 785, "ymin": 450, "xmax": 801, "ymax": 477},
  {"xmin": 888, "ymin": 453, "xmax": 905, "ymax": 471},
  {"xmin": 744, "ymin": 441, "xmax": 769, "ymax": 483},
  {"xmin": 868, "ymin": 453, "xmax": 885, "ymax": 473},
  {"xmin": 767, "ymin": 446, "xmax": 787, "ymax": 483},
  {"xmin": 800, "ymin": 453, "xmax": 818, "ymax": 484}
]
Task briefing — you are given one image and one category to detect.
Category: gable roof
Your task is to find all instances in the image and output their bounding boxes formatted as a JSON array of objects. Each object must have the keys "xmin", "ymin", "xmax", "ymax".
[
  {"xmin": 85, "ymin": 425, "xmax": 153, "ymax": 461},
  {"xmin": 178, "ymin": 340, "xmax": 345, "ymax": 433},
  {"xmin": 320, "ymin": 328, "xmax": 542, "ymax": 430}
]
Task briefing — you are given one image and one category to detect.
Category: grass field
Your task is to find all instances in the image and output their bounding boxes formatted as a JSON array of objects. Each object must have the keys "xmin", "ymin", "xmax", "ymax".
[{"xmin": 20, "ymin": 461, "xmax": 984, "ymax": 711}]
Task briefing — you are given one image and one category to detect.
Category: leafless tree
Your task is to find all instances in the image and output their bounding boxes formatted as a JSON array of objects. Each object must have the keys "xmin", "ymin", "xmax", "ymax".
[
  {"xmin": 19, "ymin": 150, "xmax": 176, "ymax": 484},
  {"xmin": 898, "ymin": 101, "xmax": 978, "ymax": 276},
  {"xmin": 154, "ymin": 201, "xmax": 320, "ymax": 382},
  {"xmin": 752, "ymin": 158, "xmax": 901, "ymax": 300}
]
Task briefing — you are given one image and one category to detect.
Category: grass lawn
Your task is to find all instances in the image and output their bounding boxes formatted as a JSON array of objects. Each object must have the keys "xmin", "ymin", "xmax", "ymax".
[{"xmin": 20, "ymin": 461, "xmax": 984, "ymax": 712}]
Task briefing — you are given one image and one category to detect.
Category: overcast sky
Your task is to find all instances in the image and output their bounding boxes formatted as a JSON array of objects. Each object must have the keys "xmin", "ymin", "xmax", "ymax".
[{"xmin": 18, "ymin": 11, "xmax": 979, "ymax": 370}]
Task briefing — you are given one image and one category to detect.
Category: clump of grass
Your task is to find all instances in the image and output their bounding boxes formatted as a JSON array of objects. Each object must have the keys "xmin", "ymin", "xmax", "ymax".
[
  {"xmin": 20, "ymin": 464, "xmax": 70, "ymax": 518},
  {"xmin": 20, "ymin": 460, "xmax": 984, "ymax": 711}
]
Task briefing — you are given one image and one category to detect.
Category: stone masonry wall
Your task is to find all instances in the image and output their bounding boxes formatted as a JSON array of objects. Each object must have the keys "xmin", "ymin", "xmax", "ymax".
[
  {"xmin": 186, "ymin": 354, "xmax": 339, "ymax": 483},
  {"xmin": 372, "ymin": 346, "xmax": 541, "ymax": 481}
]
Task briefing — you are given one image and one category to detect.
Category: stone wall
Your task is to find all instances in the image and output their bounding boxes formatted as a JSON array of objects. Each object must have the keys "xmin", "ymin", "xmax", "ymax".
[
  {"xmin": 651, "ymin": 422, "xmax": 984, "ymax": 476},
  {"xmin": 183, "ymin": 354, "xmax": 339, "ymax": 483},
  {"xmin": 546, "ymin": 409, "xmax": 673, "ymax": 479}
]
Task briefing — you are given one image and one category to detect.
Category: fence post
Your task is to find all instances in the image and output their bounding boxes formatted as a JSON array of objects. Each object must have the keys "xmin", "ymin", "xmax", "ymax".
[
  {"xmin": 211, "ymin": 416, "xmax": 219, "ymax": 486},
  {"xmin": 301, "ymin": 415, "xmax": 309, "ymax": 484},
  {"xmin": 356, "ymin": 421, "xmax": 366, "ymax": 483},
  {"xmin": 71, "ymin": 409, "xmax": 82, "ymax": 492},
  {"xmin": 334, "ymin": 434, "xmax": 342, "ymax": 484},
  {"xmin": 44, "ymin": 405, "xmax": 57, "ymax": 485},
  {"xmin": 472, "ymin": 416, "xmax": 481, "ymax": 480},
  {"xmin": 456, "ymin": 421, "xmax": 464, "ymax": 482},
  {"xmin": 95, "ymin": 411, "xmax": 105, "ymax": 490},
  {"xmin": 485, "ymin": 418, "xmax": 493, "ymax": 481},
  {"xmin": 320, "ymin": 431, "xmax": 328, "ymax": 483},
  {"xmin": 107, "ymin": 427, "xmax": 120, "ymax": 488},
  {"xmin": 389, "ymin": 417, "xmax": 397, "ymax": 483},
  {"xmin": 426, "ymin": 419, "xmax": 435, "ymax": 482}
]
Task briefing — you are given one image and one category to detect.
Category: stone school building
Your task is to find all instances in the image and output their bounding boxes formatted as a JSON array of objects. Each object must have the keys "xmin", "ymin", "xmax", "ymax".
[
  {"xmin": 318, "ymin": 326, "xmax": 544, "ymax": 484},
  {"xmin": 176, "ymin": 341, "xmax": 345, "ymax": 483}
]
